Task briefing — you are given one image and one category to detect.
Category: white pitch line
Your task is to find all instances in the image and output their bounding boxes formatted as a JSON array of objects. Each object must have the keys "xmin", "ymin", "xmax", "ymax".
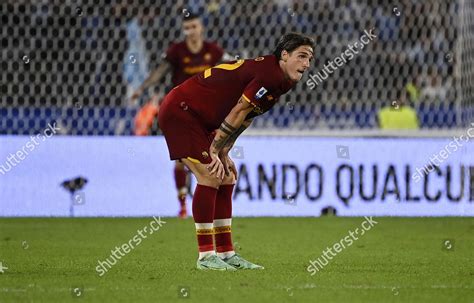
[
  {"xmin": 277, "ymin": 284, "xmax": 474, "ymax": 290},
  {"xmin": 0, "ymin": 287, "xmax": 96, "ymax": 293}
]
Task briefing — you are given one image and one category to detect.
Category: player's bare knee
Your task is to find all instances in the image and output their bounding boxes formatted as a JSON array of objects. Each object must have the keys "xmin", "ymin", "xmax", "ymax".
[
  {"xmin": 222, "ymin": 172, "xmax": 236, "ymax": 185},
  {"xmin": 194, "ymin": 166, "xmax": 222, "ymax": 187},
  {"xmin": 198, "ymin": 173, "xmax": 221, "ymax": 188}
]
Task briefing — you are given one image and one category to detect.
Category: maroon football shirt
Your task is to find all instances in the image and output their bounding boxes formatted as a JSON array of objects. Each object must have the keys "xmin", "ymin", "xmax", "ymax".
[
  {"xmin": 175, "ymin": 55, "xmax": 295, "ymax": 130},
  {"xmin": 165, "ymin": 41, "xmax": 224, "ymax": 87}
]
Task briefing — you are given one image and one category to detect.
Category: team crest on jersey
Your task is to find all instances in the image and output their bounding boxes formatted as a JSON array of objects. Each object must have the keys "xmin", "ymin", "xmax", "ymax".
[
  {"xmin": 255, "ymin": 87, "xmax": 268, "ymax": 99},
  {"xmin": 183, "ymin": 56, "xmax": 191, "ymax": 63},
  {"xmin": 204, "ymin": 53, "xmax": 212, "ymax": 61},
  {"xmin": 267, "ymin": 95, "xmax": 274, "ymax": 101},
  {"xmin": 255, "ymin": 57, "xmax": 264, "ymax": 61}
]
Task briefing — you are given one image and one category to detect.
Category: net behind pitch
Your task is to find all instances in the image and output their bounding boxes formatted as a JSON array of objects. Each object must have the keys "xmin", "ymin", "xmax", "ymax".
[
  {"xmin": 460, "ymin": 0, "xmax": 474, "ymax": 126},
  {"xmin": 0, "ymin": 0, "xmax": 471, "ymax": 135}
]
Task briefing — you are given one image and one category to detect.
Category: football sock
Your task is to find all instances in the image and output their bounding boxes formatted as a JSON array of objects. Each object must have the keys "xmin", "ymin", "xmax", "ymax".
[
  {"xmin": 193, "ymin": 184, "xmax": 218, "ymax": 259},
  {"xmin": 214, "ymin": 184, "xmax": 235, "ymax": 259},
  {"xmin": 174, "ymin": 165, "xmax": 187, "ymax": 207}
]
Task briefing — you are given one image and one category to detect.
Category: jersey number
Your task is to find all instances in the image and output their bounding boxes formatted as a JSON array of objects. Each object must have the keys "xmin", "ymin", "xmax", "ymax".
[{"xmin": 204, "ymin": 59, "xmax": 244, "ymax": 78}]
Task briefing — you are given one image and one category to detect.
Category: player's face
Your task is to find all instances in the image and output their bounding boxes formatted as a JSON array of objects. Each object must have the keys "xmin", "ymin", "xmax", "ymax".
[
  {"xmin": 282, "ymin": 46, "xmax": 314, "ymax": 82},
  {"xmin": 183, "ymin": 19, "xmax": 203, "ymax": 41}
]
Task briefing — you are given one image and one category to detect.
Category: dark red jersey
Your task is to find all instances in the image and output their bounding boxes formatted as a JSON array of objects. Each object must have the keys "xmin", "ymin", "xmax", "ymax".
[
  {"xmin": 174, "ymin": 55, "xmax": 295, "ymax": 130},
  {"xmin": 164, "ymin": 41, "xmax": 224, "ymax": 87}
]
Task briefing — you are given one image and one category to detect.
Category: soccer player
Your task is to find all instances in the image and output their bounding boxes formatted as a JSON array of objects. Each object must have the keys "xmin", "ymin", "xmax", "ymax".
[
  {"xmin": 131, "ymin": 12, "xmax": 226, "ymax": 218},
  {"xmin": 158, "ymin": 33, "xmax": 314, "ymax": 270}
]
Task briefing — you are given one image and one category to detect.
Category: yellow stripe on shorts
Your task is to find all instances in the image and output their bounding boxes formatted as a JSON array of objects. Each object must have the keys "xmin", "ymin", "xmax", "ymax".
[{"xmin": 187, "ymin": 157, "xmax": 201, "ymax": 164}]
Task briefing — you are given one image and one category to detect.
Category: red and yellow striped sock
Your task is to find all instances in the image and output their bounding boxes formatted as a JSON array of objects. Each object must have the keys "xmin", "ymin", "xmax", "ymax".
[
  {"xmin": 192, "ymin": 184, "xmax": 218, "ymax": 259},
  {"xmin": 214, "ymin": 184, "xmax": 235, "ymax": 259}
]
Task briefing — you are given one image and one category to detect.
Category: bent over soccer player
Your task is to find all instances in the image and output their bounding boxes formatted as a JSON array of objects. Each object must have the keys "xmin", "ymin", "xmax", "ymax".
[{"xmin": 158, "ymin": 33, "xmax": 314, "ymax": 271}]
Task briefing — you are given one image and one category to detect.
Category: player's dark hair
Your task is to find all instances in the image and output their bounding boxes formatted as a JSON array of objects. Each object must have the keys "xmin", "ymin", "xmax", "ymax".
[
  {"xmin": 183, "ymin": 11, "xmax": 200, "ymax": 22},
  {"xmin": 273, "ymin": 33, "xmax": 315, "ymax": 60}
]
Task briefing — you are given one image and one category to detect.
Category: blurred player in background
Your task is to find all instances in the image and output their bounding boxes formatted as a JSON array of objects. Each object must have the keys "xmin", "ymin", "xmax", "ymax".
[
  {"xmin": 158, "ymin": 33, "xmax": 315, "ymax": 270},
  {"xmin": 131, "ymin": 12, "xmax": 227, "ymax": 218}
]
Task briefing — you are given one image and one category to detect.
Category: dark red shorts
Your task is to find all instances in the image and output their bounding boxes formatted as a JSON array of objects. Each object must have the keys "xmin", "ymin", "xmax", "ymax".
[{"xmin": 158, "ymin": 88, "xmax": 214, "ymax": 164}]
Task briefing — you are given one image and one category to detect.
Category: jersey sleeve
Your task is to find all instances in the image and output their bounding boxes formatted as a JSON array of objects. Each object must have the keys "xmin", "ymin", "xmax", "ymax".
[
  {"xmin": 241, "ymin": 76, "xmax": 274, "ymax": 108},
  {"xmin": 164, "ymin": 43, "xmax": 179, "ymax": 67}
]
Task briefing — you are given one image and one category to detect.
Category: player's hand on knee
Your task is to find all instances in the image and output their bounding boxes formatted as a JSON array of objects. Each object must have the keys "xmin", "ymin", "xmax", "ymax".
[
  {"xmin": 220, "ymin": 145, "xmax": 232, "ymax": 157},
  {"xmin": 207, "ymin": 152, "xmax": 225, "ymax": 180},
  {"xmin": 228, "ymin": 158, "xmax": 238, "ymax": 179},
  {"xmin": 220, "ymin": 154, "xmax": 237, "ymax": 179},
  {"xmin": 218, "ymin": 152, "xmax": 230, "ymax": 176}
]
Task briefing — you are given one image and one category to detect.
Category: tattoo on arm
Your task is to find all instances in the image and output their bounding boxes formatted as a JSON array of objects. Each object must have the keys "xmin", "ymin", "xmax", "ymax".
[
  {"xmin": 224, "ymin": 124, "xmax": 248, "ymax": 148},
  {"xmin": 212, "ymin": 118, "xmax": 252, "ymax": 153},
  {"xmin": 218, "ymin": 120, "xmax": 237, "ymax": 136},
  {"xmin": 213, "ymin": 134, "xmax": 229, "ymax": 150},
  {"xmin": 234, "ymin": 125, "xmax": 247, "ymax": 138},
  {"xmin": 218, "ymin": 125, "xmax": 233, "ymax": 136},
  {"xmin": 222, "ymin": 121, "xmax": 237, "ymax": 132},
  {"xmin": 212, "ymin": 119, "xmax": 236, "ymax": 151}
]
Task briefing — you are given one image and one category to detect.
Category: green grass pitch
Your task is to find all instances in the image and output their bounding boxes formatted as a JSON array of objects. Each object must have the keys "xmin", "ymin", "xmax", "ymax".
[{"xmin": 0, "ymin": 217, "xmax": 473, "ymax": 302}]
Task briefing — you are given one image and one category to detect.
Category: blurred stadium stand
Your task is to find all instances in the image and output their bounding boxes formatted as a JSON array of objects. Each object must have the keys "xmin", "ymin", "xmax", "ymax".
[{"xmin": 1, "ymin": 0, "xmax": 473, "ymax": 135}]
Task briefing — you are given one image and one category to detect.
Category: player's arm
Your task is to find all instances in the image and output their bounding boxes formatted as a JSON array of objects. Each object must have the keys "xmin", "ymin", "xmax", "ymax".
[
  {"xmin": 207, "ymin": 97, "xmax": 254, "ymax": 177},
  {"xmin": 210, "ymin": 97, "xmax": 254, "ymax": 155},
  {"xmin": 220, "ymin": 118, "xmax": 253, "ymax": 155},
  {"xmin": 131, "ymin": 61, "xmax": 171, "ymax": 101},
  {"xmin": 218, "ymin": 117, "xmax": 252, "ymax": 178}
]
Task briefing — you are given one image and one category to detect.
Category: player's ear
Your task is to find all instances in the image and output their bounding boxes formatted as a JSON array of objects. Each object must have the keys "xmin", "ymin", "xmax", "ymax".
[{"xmin": 281, "ymin": 50, "xmax": 289, "ymax": 62}]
